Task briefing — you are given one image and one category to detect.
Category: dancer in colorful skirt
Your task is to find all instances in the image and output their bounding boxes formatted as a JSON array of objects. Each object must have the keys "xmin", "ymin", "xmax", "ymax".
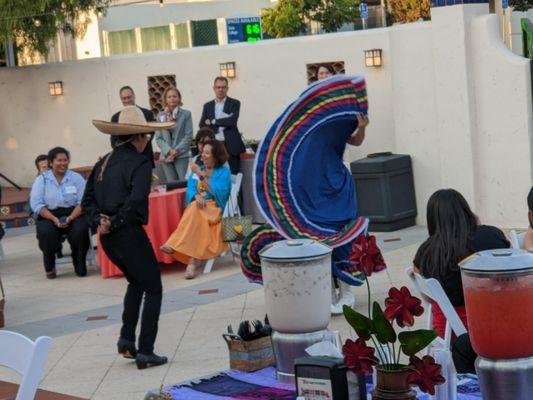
[{"xmin": 249, "ymin": 75, "xmax": 385, "ymax": 312}]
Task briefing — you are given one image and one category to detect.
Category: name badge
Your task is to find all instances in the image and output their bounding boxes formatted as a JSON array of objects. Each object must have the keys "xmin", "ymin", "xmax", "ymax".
[{"xmin": 65, "ymin": 186, "xmax": 77, "ymax": 195}]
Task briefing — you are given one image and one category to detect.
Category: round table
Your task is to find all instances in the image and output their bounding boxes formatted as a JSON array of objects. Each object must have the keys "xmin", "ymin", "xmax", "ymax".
[{"xmin": 98, "ymin": 188, "xmax": 187, "ymax": 278}]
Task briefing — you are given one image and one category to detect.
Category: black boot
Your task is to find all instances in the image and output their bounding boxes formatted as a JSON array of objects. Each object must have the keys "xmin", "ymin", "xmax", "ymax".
[
  {"xmin": 117, "ymin": 338, "xmax": 137, "ymax": 359},
  {"xmin": 135, "ymin": 353, "xmax": 168, "ymax": 370}
]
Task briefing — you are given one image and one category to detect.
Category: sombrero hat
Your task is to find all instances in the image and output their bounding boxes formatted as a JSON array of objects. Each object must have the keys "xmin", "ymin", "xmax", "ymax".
[{"xmin": 92, "ymin": 106, "xmax": 175, "ymax": 135}]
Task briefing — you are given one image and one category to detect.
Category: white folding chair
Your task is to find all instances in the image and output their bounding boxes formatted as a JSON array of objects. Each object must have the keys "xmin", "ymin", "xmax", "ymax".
[
  {"xmin": 203, "ymin": 173, "xmax": 243, "ymax": 274},
  {"xmin": 405, "ymin": 267, "xmax": 467, "ymax": 352},
  {"xmin": 509, "ymin": 229, "xmax": 527, "ymax": 250},
  {"xmin": 0, "ymin": 331, "xmax": 52, "ymax": 400}
]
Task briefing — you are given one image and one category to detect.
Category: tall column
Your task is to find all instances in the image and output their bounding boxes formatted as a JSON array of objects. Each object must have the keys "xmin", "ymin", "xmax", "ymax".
[{"xmin": 430, "ymin": 2, "xmax": 488, "ymax": 205}]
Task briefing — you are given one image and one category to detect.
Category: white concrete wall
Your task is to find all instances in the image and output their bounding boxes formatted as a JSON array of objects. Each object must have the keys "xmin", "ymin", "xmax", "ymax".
[
  {"xmin": 0, "ymin": 6, "xmax": 531, "ymax": 228},
  {"xmin": 470, "ymin": 14, "xmax": 533, "ymax": 227}
]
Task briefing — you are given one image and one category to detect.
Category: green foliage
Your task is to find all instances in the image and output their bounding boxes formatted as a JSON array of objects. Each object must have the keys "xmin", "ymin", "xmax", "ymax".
[
  {"xmin": 387, "ymin": 0, "xmax": 430, "ymax": 24},
  {"xmin": 262, "ymin": 0, "xmax": 359, "ymax": 38},
  {"xmin": 372, "ymin": 302, "xmax": 396, "ymax": 344},
  {"xmin": 510, "ymin": 0, "xmax": 533, "ymax": 12},
  {"xmin": 0, "ymin": 0, "xmax": 110, "ymax": 56},
  {"xmin": 343, "ymin": 305, "xmax": 374, "ymax": 340},
  {"xmin": 262, "ymin": 0, "xmax": 306, "ymax": 38},
  {"xmin": 398, "ymin": 329, "xmax": 438, "ymax": 356}
]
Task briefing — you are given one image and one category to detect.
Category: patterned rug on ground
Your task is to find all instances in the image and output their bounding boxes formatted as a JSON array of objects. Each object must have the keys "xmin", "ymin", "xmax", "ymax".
[{"xmin": 147, "ymin": 367, "xmax": 482, "ymax": 400}]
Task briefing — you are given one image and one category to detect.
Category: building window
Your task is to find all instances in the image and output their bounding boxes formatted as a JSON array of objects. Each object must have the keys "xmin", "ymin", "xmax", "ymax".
[
  {"xmin": 108, "ymin": 29, "xmax": 137, "ymax": 55},
  {"xmin": 191, "ymin": 20, "xmax": 219, "ymax": 47},
  {"xmin": 148, "ymin": 75, "xmax": 177, "ymax": 115},
  {"xmin": 306, "ymin": 61, "xmax": 345, "ymax": 84},
  {"xmin": 140, "ymin": 26, "xmax": 172, "ymax": 52},
  {"xmin": 175, "ymin": 22, "xmax": 191, "ymax": 49}
]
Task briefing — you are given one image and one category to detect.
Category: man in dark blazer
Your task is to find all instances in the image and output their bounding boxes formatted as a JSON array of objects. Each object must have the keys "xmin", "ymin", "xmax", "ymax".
[
  {"xmin": 200, "ymin": 77, "xmax": 246, "ymax": 174},
  {"xmin": 111, "ymin": 86, "xmax": 155, "ymax": 167}
]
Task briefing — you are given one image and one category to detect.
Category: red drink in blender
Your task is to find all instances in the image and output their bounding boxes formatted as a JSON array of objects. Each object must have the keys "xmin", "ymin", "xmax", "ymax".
[{"xmin": 463, "ymin": 273, "xmax": 533, "ymax": 359}]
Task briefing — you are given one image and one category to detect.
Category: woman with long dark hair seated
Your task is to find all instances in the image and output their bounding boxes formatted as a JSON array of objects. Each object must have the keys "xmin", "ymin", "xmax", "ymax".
[
  {"xmin": 413, "ymin": 189, "xmax": 510, "ymax": 338},
  {"xmin": 30, "ymin": 147, "xmax": 90, "ymax": 279}
]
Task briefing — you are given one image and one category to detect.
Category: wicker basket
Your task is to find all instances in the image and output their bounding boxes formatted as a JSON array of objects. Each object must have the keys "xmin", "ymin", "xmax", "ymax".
[{"xmin": 223, "ymin": 334, "xmax": 276, "ymax": 372}]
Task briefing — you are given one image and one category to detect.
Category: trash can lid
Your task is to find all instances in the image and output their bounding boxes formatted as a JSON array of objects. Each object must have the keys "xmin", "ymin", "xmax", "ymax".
[
  {"xmin": 259, "ymin": 239, "xmax": 332, "ymax": 260},
  {"xmin": 350, "ymin": 153, "xmax": 411, "ymax": 174}
]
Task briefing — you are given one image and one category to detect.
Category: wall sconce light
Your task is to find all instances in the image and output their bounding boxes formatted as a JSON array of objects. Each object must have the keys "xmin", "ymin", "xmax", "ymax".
[
  {"xmin": 364, "ymin": 49, "xmax": 382, "ymax": 68},
  {"xmin": 219, "ymin": 62, "xmax": 236, "ymax": 79},
  {"xmin": 48, "ymin": 81, "xmax": 63, "ymax": 96}
]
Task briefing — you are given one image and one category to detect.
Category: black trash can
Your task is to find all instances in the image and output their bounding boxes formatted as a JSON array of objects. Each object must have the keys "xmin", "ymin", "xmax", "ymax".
[{"xmin": 350, "ymin": 153, "xmax": 417, "ymax": 232}]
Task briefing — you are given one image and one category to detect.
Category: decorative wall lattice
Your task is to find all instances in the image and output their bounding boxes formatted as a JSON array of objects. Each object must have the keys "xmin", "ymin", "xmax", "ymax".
[
  {"xmin": 147, "ymin": 75, "xmax": 177, "ymax": 115},
  {"xmin": 306, "ymin": 61, "xmax": 346, "ymax": 84}
]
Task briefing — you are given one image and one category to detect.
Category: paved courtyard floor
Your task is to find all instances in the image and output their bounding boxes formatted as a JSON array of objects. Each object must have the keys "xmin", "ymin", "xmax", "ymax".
[{"xmin": 0, "ymin": 225, "xmax": 429, "ymax": 399}]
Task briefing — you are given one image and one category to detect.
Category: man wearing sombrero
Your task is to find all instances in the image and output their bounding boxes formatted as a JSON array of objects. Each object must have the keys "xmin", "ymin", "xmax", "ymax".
[{"xmin": 82, "ymin": 106, "xmax": 175, "ymax": 369}]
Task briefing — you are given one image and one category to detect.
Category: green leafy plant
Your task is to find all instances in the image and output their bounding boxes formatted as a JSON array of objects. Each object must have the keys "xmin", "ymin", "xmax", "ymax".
[
  {"xmin": 342, "ymin": 234, "xmax": 445, "ymax": 394},
  {"xmin": 386, "ymin": 0, "xmax": 430, "ymax": 24},
  {"xmin": 509, "ymin": 0, "xmax": 533, "ymax": 12},
  {"xmin": 0, "ymin": 0, "xmax": 110, "ymax": 56},
  {"xmin": 262, "ymin": 0, "xmax": 359, "ymax": 38}
]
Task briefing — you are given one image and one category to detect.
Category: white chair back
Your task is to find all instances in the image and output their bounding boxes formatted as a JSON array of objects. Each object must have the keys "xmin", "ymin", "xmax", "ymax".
[
  {"xmin": 204, "ymin": 173, "xmax": 243, "ymax": 274},
  {"xmin": 0, "ymin": 331, "xmax": 52, "ymax": 400},
  {"xmin": 509, "ymin": 229, "xmax": 527, "ymax": 250},
  {"xmin": 405, "ymin": 267, "xmax": 467, "ymax": 351},
  {"xmin": 223, "ymin": 173, "xmax": 243, "ymax": 218}
]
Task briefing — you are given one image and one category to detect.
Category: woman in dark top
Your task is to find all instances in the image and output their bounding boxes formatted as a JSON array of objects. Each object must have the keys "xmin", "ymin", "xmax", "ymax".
[{"xmin": 413, "ymin": 189, "xmax": 510, "ymax": 338}]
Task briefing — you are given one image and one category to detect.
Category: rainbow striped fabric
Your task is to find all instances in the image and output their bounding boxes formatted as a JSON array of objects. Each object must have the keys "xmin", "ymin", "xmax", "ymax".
[
  {"xmin": 254, "ymin": 75, "xmax": 369, "ymax": 248},
  {"xmin": 240, "ymin": 224, "xmax": 284, "ymax": 284}
]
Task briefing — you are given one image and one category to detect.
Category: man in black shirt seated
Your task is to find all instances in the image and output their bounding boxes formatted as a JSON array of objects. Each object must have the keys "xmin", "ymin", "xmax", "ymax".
[{"xmin": 82, "ymin": 106, "xmax": 175, "ymax": 369}]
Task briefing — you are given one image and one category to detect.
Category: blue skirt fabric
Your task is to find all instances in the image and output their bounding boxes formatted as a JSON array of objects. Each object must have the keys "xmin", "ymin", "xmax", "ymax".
[{"xmin": 252, "ymin": 76, "xmax": 373, "ymax": 285}]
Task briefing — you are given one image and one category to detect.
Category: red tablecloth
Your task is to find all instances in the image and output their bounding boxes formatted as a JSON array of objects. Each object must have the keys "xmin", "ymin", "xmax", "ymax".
[{"xmin": 98, "ymin": 188, "xmax": 187, "ymax": 278}]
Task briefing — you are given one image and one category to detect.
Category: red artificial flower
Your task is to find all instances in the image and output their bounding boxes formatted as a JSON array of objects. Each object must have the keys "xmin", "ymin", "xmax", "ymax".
[
  {"xmin": 383, "ymin": 286, "xmax": 424, "ymax": 327},
  {"xmin": 342, "ymin": 338, "xmax": 379, "ymax": 375},
  {"xmin": 407, "ymin": 355, "xmax": 446, "ymax": 395},
  {"xmin": 349, "ymin": 234, "xmax": 386, "ymax": 277}
]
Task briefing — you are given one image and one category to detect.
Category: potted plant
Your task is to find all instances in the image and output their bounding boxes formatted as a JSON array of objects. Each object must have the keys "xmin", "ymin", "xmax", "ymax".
[{"xmin": 342, "ymin": 234, "xmax": 445, "ymax": 399}]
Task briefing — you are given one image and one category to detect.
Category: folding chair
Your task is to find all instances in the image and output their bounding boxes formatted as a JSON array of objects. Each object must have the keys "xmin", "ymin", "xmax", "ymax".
[
  {"xmin": 0, "ymin": 330, "xmax": 52, "ymax": 400},
  {"xmin": 405, "ymin": 267, "xmax": 467, "ymax": 352},
  {"xmin": 203, "ymin": 173, "xmax": 243, "ymax": 274},
  {"xmin": 509, "ymin": 229, "xmax": 527, "ymax": 250}
]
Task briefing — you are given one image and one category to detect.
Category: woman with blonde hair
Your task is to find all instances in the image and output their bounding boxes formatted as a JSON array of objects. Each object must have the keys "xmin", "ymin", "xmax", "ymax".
[
  {"xmin": 154, "ymin": 86, "xmax": 193, "ymax": 181},
  {"xmin": 161, "ymin": 140, "xmax": 231, "ymax": 279}
]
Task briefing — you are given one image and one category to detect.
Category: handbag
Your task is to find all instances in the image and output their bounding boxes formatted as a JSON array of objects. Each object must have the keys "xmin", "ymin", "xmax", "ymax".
[{"xmin": 222, "ymin": 190, "xmax": 252, "ymax": 242}]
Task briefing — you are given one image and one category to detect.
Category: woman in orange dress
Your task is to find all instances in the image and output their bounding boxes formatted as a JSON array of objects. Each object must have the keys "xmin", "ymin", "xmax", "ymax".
[{"xmin": 161, "ymin": 140, "xmax": 231, "ymax": 279}]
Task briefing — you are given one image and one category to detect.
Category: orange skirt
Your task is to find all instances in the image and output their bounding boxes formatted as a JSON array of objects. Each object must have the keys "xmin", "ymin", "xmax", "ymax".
[{"xmin": 164, "ymin": 199, "xmax": 228, "ymax": 264}]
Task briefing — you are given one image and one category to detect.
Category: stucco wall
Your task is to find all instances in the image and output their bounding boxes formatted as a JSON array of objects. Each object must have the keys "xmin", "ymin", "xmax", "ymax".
[
  {"xmin": 0, "ymin": 6, "xmax": 531, "ymax": 227},
  {"xmin": 471, "ymin": 14, "xmax": 533, "ymax": 227}
]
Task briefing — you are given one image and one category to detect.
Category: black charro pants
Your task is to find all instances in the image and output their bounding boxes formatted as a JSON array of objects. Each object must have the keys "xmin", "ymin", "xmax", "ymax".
[
  {"xmin": 100, "ymin": 226, "xmax": 162, "ymax": 355},
  {"xmin": 452, "ymin": 333, "xmax": 477, "ymax": 374},
  {"xmin": 35, "ymin": 207, "xmax": 89, "ymax": 275}
]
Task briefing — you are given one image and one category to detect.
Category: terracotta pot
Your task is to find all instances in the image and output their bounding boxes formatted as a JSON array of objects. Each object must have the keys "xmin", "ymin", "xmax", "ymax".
[{"xmin": 371, "ymin": 366, "xmax": 417, "ymax": 400}]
